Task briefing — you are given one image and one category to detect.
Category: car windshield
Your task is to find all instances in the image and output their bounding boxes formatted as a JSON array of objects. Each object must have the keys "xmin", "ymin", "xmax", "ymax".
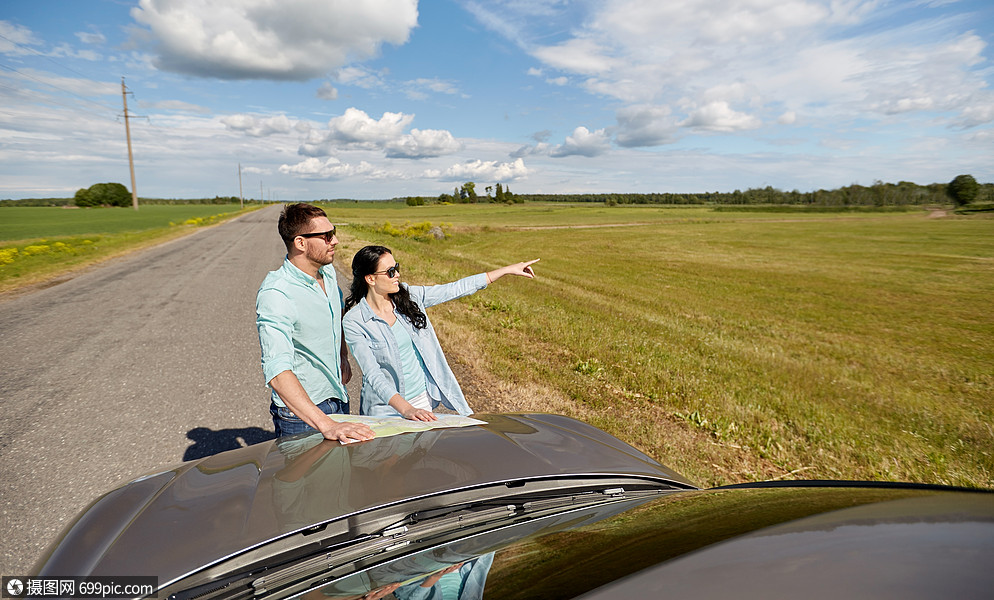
[{"xmin": 161, "ymin": 483, "xmax": 673, "ymax": 600}]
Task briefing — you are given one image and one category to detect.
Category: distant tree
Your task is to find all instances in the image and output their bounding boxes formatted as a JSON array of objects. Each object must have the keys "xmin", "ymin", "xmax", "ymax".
[
  {"xmin": 73, "ymin": 182, "xmax": 131, "ymax": 207},
  {"xmin": 495, "ymin": 183, "xmax": 504, "ymax": 203},
  {"xmin": 947, "ymin": 174, "xmax": 979, "ymax": 206},
  {"xmin": 74, "ymin": 187, "xmax": 95, "ymax": 207},
  {"xmin": 506, "ymin": 185, "xmax": 519, "ymax": 203},
  {"xmin": 462, "ymin": 182, "xmax": 477, "ymax": 202}
]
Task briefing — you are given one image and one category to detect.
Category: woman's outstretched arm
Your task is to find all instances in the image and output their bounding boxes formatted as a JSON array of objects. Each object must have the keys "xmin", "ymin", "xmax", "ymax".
[{"xmin": 486, "ymin": 258, "xmax": 539, "ymax": 283}]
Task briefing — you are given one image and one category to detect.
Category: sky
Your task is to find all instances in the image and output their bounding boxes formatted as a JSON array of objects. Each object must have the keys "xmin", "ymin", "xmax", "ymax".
[{"xmin": 0, "ymin": 0, "xmax": 992, "ymax": 201}]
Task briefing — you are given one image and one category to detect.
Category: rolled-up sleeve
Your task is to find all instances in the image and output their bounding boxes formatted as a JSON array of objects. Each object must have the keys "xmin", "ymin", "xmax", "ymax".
[
  {"xmin": 257, "ymin": 287, "xmax": 296, "ymax": 384},
  {"xmin": 412, "ymin": 273, "xmax": 489, "ymax": 309}
]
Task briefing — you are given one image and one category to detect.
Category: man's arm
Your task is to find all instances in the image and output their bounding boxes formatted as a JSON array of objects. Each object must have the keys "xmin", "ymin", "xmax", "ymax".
[{"xmin": 269, "ymin": 370, "xmax": 374, "ymax": 442}]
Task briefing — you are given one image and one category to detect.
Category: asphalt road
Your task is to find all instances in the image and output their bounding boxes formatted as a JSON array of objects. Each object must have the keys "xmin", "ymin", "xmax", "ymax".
[{"xmin": 0, "ymin": 204, "xmax": 362, "ymax": 575}]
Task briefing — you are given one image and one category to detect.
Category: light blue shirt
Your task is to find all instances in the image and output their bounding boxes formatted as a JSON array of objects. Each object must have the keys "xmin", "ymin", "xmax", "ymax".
[
  {"xmin": 256, "ymin": 257, "xmax": 348, "ymax": 408},
  {"xmin": 343, "ymin": 273, "xmax": 488, "ymax": 417},
  {"xmin": 393, "ymin": 553, "xmax": 495, "ymax": 600},
  {"xmin": 391, "ymin": 320, "xmax": 429, "ymax": 401}
]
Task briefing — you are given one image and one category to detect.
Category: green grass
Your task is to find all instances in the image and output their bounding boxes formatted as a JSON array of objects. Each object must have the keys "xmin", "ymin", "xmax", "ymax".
[
  {"xmin": 0, "ymin": 204, "xmax": 260, "ymax": 291},
  {"xmin": 0, "ymin": 205, "xmax": 248, "ymax": 241},
  {"xmin": 332, "ymin": 203, "xmax": 994, "ymax": 489},
  {"xmin": 322, "ymin": 199, "xmax": 921, "ymax": 228}
]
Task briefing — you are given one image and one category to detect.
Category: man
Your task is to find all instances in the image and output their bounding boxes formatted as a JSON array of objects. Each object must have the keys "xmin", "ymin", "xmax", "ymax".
[{"xmin": 256, "ymin": 203, "xmax": 375, "ymax": 442}]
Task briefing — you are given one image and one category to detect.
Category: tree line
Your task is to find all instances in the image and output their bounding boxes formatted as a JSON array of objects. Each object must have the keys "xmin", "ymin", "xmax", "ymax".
[
  {"xmin": 511, "ymin": 176, "xmax": 991, "ymax": 207},
  {"xmin": 3, "ymin": 175, "xmax": 989, "ymax": 208},
  {"xmin": 402, "ymin": 181, "xmax": 523, "ymax": 205}
]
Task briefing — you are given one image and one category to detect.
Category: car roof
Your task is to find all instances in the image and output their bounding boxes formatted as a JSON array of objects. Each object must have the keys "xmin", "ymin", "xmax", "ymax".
[{"xmin": 34, "ymin": 413, "xmax": 695, "ymax": 587}]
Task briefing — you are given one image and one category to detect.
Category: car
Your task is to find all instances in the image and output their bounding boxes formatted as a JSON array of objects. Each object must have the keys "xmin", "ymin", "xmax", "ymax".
[{"xmin": 30, "ymin": 413, "xmax": 994, "ymax": 599}]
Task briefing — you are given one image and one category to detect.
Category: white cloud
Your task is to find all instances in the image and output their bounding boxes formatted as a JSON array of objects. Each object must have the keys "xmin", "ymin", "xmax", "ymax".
[
  {"xmin": 75, "ymin": 31, "xmax": 107, "ymax": 45},
  {"xmin": 511, "ymin": 0, "xmax": 994, "ymax": 145},
  {"xmin": 279, "ymin": 157, "xmax": 377, "ymax": 179},
  {"xmin": 401, "ymin": 78, "xmax": 463, "ymax": 101},
  {"xmin": 407, "ymin": 78, "xmax": 460, "ymax": 95},
  {"xmin": 386, "ymin": 129, "xmax": 462, "ymax": 158},
  {"xmin": 50, "ymin": 43, "xmax": 102, "ymax": 61},
  {"xmin": 428, "ymin": 158, "xmax": 529, "ymax": 181},
  {"xmin": 615, "ymin": 105, "xmax": 679, "ymax": 147},
  {"xmin": 241, "ymin": 165, "xmax": 270, "ymax": 175},
  {"xmin": 0, "ymin": 20, "xmax": 39, "ymax": 53},
  {"xmin": 4, "ymin": 68, "xmax": 118, "ymax": 97},
  {"xmin": 550, "ymin": 126, "xmax": 611, "ymax": 157},
  {"xmin": 680, "ymin": 101, "xmax": 762, "ymax": 132},
  {"xmin": 142, "ymin": 99, "xmax": 211, "ymax": 114},
  {"xmin": 221, "ymin": 114, "xmax": 294, "ymax": 137},
  {"xmin": 316, "ymin": 82, "xmax": 338, "ymax": 100},
  {"xmin": 533, "ymin": 37, "xmax": 619, "ymax": 75},
  {"xmin": 459, "ymin": 0, "xmax": 565, "ymax": 50},
  {"xmin": 326, "ymin": 107, "xmax": 414, "ymax": 146},
  {"xmin": 335, "ymin": 65, "xmax": 387, "ymax": 89},
  {"xmin": 955, "ymin": 104, "xmax": 994, "ymax": 130},
  {"xmin": 266, "ymin": 107, "xmax": 462, "ymax": 161},
  {"xmin": 510, "ymin": 142, "xmax": 551, "ymax": 158},
  {"xmin": 129, "ymin": 0, "xmax": 418, "ymax": 80}
]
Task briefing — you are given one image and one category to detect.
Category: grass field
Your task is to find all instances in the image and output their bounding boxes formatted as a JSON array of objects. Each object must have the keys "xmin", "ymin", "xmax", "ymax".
[
  {"xmin": 329, "ymin": 202, "xmax": 994, "ymax": 489},
  {"xmin": 0, "ymin": 204, "xmax": 258, "ymax": 292},
  {"xmin": 4, "ymin": 201, "xmax": 991, "ymax": 489}
]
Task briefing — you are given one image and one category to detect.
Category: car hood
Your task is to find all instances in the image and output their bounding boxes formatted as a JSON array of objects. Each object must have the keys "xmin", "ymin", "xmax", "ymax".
[{"xmin": 34, "ymin": 413, "xmax": 694, "ymax": 586}]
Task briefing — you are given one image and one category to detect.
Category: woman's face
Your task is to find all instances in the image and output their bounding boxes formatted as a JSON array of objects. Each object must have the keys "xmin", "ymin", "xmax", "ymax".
[{"xmin": 367, "ymin": 252, "xmax": 401, "ymax": 295}]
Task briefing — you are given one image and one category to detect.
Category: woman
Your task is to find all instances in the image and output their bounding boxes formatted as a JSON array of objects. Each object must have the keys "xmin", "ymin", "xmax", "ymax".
[{"xmin": 343, "ymin": 245, "xmax": 538, "ymax": 421}]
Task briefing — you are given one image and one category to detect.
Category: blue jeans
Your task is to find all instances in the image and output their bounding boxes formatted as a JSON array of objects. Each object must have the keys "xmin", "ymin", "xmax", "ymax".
[{"xmin": 270, "ymin": 398, "xmax": 349, "ymax": 438}]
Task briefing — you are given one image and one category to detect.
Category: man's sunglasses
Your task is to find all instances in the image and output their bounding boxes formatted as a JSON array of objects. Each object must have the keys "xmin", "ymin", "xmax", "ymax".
[
  {"xmin": 372, "ymin": 263, "xmax": 401, "ymax": 278},
  {"xmin": 298, "ymin": 227, "xmax": 337, "ymax": 243}
]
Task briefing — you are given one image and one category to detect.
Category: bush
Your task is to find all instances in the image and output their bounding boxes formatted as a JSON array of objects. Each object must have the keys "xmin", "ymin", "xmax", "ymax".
[
  {"xmin": 946, "ymin": 175, "xmax": 979, "ymax": 206},
  {"xmin": 74, "ymin": 183, "xmax": 132, "ymax": 207}
]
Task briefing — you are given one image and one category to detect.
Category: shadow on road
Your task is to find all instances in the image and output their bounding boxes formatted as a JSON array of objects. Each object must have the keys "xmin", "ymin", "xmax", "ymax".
[{"xmin": 183, "ymin": 426, "xmax": 276, "ymax": 461}]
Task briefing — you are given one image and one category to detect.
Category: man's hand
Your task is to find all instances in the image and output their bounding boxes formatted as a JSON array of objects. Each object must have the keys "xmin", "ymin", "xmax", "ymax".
[{"xmin": 320, "ymin": 419, "xmax": 375, "ymax": 443}]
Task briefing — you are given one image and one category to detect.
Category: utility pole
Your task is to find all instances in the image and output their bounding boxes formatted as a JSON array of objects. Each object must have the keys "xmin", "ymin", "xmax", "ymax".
[
  {"xmin": 238, "ymin": 163, "xmax": 244, "ymax": 209},
  {"xmin": 121, "ymin": 77, "xmax": 138, "ymax": 211}
]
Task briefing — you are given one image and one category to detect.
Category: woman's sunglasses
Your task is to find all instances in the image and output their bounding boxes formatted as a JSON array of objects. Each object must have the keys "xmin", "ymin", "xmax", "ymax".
[{"xmin": 372, "ymin": 263, "xmax": 401, "ymax": 278}]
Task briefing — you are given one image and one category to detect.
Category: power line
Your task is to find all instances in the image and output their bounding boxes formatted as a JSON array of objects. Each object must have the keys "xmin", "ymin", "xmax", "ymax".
[
  {"xmin": 0, "ymin": 60, "xmax": 120, "ymax": 117},
  {"xmin": 0, "ymin": 72, "xmax": 118, "ymax": 121},
  {"xmin": 0, "ymin": 31, "xmax": 97, "ymax": 81}
]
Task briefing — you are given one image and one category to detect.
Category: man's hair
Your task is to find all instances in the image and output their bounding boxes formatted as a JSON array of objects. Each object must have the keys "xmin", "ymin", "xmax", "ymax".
[{"xmin": 278, "ymin": 203, "xmax": 327, "ymax": 250}]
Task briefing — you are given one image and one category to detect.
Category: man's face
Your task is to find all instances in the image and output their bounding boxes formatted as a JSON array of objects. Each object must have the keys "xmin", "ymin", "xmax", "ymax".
[{"xmin": 300, "ymin": 216, "xmax": 338, "ymax": 266}]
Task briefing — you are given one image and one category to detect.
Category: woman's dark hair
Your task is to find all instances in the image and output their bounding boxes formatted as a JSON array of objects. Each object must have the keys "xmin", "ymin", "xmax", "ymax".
[{"xmin": 345, "ymin": 245, "xmax": 427, "ymax": 330}]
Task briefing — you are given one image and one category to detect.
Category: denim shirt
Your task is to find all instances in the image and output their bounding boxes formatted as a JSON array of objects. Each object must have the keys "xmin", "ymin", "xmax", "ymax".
[
  {"xmin": 343, "ymin": 273, "xmax": 488, "ymax": 417},
  {"xmin": 256, "ymin": 257, "xmax": 349, "ymax": 408}
]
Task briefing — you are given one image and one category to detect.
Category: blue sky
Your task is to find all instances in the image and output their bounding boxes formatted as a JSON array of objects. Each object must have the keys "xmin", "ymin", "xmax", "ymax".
[{"xmin": 1, "ymin": 0, "xmax": 992, "ymax": 201}]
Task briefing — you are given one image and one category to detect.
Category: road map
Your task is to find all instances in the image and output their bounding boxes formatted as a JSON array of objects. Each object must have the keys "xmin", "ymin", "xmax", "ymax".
[{"xmin": 340, "ymin": 414, "xmax": 487, "ymax": 442}]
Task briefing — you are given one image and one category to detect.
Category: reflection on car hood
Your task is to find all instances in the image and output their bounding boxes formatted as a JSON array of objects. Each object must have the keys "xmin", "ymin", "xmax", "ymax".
[
  {"xmin": 578, "ymin": 491, "xmax": 994, "ymax": 599},
  {"xmin": 34, "ymin": 413, "xmax": 694, "ymax": 585}
]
